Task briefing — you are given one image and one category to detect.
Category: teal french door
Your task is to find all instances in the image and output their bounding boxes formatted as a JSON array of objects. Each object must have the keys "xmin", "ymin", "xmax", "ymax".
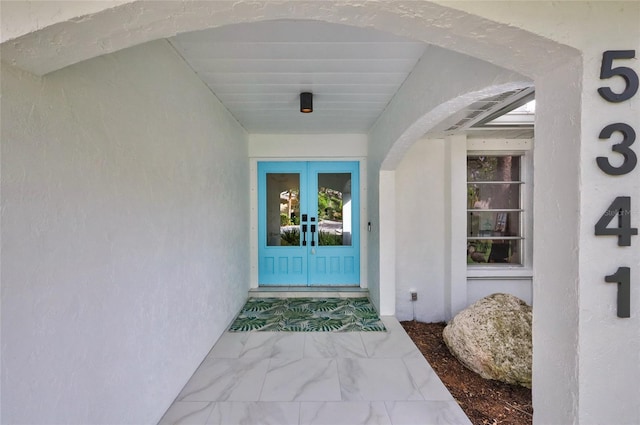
[{"xmin": 258, "ymin": 161, "xmax": 360, "ymax": 286}]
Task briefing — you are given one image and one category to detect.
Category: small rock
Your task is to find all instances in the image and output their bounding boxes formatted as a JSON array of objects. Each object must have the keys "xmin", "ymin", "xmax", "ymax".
[{"xmin": 442, "ymin": 293, "xmax": 532, "ymax": 388}]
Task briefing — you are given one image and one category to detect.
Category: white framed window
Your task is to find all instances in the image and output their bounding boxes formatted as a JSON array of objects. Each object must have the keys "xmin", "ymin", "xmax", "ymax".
[{"xmin": 466, "ymin": 146, "xmax": 532, "ymax": 271}]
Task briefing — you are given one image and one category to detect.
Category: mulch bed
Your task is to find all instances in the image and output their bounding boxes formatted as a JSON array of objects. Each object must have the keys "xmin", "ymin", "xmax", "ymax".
[{"xmin": 401, "ymin": 321, "xmax": 532, "ymax": 425}]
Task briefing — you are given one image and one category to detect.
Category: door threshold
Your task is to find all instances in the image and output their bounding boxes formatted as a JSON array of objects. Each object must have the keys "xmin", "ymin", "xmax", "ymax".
[{"xmin": 249, "ymin": 286, "xmax": 368, "ymax": 298}]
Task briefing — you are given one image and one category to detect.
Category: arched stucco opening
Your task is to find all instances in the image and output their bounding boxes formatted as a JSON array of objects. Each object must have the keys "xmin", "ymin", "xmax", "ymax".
[
  {"xmin": 379, "ymin": 84, "xmax": 535, "ymax": 172},
  {"xmin": 372, "ymin": 55, "xmax": 584, "ymax": 425},
  {"xmin": 376, "ymin": 82, "xmax": 534, "ymax": 320},
  {"xmin": 1, "ymin": 2, "xmax": 586, "ymax": 424},
  {"xmin": 2, "ymin": 1, "xmax": 576, "ymax": 79}
]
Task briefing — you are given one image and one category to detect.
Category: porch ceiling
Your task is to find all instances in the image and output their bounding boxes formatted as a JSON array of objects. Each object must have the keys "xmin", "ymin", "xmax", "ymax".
[{"xmin": 169, "ymin": 20, "xmax": 427, "ymax": 134}]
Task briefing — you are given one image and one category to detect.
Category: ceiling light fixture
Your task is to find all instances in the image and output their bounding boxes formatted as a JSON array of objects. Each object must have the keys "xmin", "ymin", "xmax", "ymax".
[{"xmin": 300, "ymin": 92, "xmax": 313, "ymax": 113}]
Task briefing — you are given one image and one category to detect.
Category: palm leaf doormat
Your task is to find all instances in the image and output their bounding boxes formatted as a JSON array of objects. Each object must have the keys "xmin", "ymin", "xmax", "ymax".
[{"xmin": 229, "ymin": 297, "xmax": 386, "ymax": 332}]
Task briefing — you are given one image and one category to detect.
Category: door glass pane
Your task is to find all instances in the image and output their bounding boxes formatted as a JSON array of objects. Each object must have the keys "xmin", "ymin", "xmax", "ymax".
[
  {"xmin": 266, "ymin": 173, "xmax": 300, "ymax": 246},
  {"xmin": 317, "ymin": 173, "xmax": 351, "ymax": 246}
]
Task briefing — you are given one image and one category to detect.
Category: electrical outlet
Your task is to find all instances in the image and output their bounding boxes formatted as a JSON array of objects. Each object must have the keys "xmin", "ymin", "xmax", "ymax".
[{"xmin": 411, "ymin": 291, "xmax": 418, "ymax": 301}]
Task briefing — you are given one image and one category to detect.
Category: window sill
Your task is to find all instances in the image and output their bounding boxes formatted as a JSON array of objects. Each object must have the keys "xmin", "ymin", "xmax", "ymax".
[{"xmin": 467, "ymin": 266, "xmax": 533, "ymax": 280}]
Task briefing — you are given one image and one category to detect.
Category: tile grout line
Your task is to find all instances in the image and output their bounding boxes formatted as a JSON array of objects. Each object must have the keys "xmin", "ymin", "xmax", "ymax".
[
  {"xmin": 401, "ymin": 356, "xmax": 426, "ymax": 402},
  {"xmin": 202, "ymin": 401, "xmax": 217, "ymax": 425}
]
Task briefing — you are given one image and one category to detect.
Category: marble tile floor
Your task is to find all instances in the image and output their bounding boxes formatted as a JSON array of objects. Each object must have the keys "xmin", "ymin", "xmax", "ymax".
[{"xmin": 159, "ymin": 317, "xmax": 471, "ymax": 425}]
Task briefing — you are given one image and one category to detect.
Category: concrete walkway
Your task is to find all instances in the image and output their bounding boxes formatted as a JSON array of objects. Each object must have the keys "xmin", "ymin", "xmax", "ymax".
[{"xmin": 159, "ymin": 317, "xmax": 471, "ymax": 425}]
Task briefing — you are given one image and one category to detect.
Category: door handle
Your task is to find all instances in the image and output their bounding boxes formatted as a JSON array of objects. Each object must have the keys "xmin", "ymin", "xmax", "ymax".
[
  {"xmin": 310, "ymin": 224, "xmax": 316, "ymax": 246},
  {"xmin": 302, "ymin": 224, "xmax": 307, "ymax": 246}
]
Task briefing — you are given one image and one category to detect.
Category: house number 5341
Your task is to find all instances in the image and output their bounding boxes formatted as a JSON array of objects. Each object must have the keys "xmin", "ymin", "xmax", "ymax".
[{"xmin": 595, "ymin": 50, "xmax": 639, "ymax": 318}]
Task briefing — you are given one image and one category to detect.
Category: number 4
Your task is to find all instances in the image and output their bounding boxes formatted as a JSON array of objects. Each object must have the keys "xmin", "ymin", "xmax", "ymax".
[{"xmin": 594, "ymin": 196, "xmax": 638, "ymax": 246}]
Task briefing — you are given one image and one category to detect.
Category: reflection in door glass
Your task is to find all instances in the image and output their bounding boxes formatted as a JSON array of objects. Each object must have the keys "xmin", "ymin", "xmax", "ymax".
[
  {"xmin": 317, "ymin": 173, "xmax": 351, "ymax": 246},
  {"xmin": 266, "ymin": 173, "xmax": 300, "ymax": 246}
]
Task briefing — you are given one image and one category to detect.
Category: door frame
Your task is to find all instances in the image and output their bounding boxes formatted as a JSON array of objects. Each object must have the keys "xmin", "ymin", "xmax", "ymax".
[
  {"xmin": 249, "ymin": 156, "xmax": 368, "ymax": 289},
  {"xmin": 257, "ymin": 160, "xmax": 360, "ymax": 286}
]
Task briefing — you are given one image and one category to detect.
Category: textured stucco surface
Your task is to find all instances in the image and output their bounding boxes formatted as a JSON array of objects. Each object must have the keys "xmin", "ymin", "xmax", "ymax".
[
  {"xmin": 368, "ymin": 47, "xmax": 529, "ymax": 318},
  {"xmin": 369, "ymin": 45, "xmax": 530, "ymax": 171},
  {"xmin": 393, "ymin": 136, "xmax": 537, "ymax": 323},
  {"xmin": 394, "ymin": 139, "xmax": 446, "ymax": 322},
  {"xmin": 1, "ymin": 2, "xmax": 639, "ymax": 425},
  {"xmin": 0, "ymin": 1, "xmax": 575, "ymax": 78},
  {"xmin": 531, "ymin": 57, "xmax": 583, "ymax": 425},
  {"xmin": 1, "ymin": 40, "xmax": 250, "ymax": 424},
  {"xmin": 574, "ymin": 16, "xmax": 640, "ymax": 425},
  {"xmin": 0, "ymin": 1, "xmax": 130, "ymax": 44}
]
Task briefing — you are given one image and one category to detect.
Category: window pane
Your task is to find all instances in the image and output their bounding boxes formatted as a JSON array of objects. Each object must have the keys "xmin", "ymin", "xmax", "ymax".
[
  {"xmin": 266, "ymin": 173, "xmax": 300, "ymax": 246},
  {"xmin": 467, "ymin": 239, "xmax": 522, "ymax": 265},
  {"xmin": 317, "ymin": 173, "xmax": 352, "ymax": 246},
  {"xmin": 467, "ymin": 211, "xmax": 521, "ymax": 238},
  {"xmin": 467, "ymin": 154, "xmax": 524, "ymax": 267},
  {"xmin": 468, "ymin": 183, "xmax": 520, "ymax": 209},
  {"xmin": 467, "ymin": 156, "xmax": 520, "ymax": 182}
]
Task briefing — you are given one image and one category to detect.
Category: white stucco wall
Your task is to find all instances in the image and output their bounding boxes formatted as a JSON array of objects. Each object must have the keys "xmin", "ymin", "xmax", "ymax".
[
  {"xmin": 2, "ymin": 2, "xmax": 640, "ymax": 425},
  {"xmin": 0, "ymin": 1, "xmax": 130, "ymax": 44},
  {"xmin": 1, "ymin": 40, "xmax": 250, "ymax": 424},
  {"xmin": 580, "ymin": 55, "xmax": 640, "ymax": 425},
  {"xmin": 444, "ymin": 133, "xmax": 469, "ymax": 319},
  {"xmin": 467, "ymin": 279, "xmax": 532, "ymax": 306},
  {"xmin": 395, "ymin": 139, "xmax": 446, "ymax": 322},
  {"xmin": 370, "ymin": 46, "xmax": 530, "ymax": 172},
  {"xmin": 395, "ymin": 137, "xmax": 534, "ymax": 322},
  {"xmin": 368, "ymin": 46, "xmax": 531, "ymax": 316},
  {"xmin": 434, "ymin": 3, "xmax": 640, "ymax": 421}
]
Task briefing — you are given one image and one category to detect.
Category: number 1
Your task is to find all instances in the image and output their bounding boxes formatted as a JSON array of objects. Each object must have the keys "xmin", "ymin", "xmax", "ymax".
[{"xmin": 605, "ymin": 267, "xmax": 631, "ymax": 318}]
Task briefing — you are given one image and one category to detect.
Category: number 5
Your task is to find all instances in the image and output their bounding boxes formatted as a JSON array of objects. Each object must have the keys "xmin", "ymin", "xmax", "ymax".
[{"xmin": 598, "ymin": 50, "xmax": 639, "ymax": 103}]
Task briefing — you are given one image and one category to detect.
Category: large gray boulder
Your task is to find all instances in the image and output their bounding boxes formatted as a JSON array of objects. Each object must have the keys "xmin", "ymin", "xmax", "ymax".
[{"xmin": 442, "ymin": 293, "xmax": 532, "ymax": 388}]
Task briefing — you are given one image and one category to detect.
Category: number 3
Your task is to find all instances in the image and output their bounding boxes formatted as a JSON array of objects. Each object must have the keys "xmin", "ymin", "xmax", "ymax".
[
  {"xmin": 597, "ymin": 123, "xmax": 637, "ymax": 175},
  {"xmin": 598, "ymin": 50, "xmax": 639, "ymax": 103}
]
